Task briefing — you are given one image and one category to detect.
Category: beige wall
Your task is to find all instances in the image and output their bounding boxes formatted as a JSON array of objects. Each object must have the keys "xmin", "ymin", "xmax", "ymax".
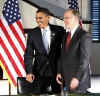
[
  {"xmin": 78, "ymin": 0, "xmax": 89, "ymax": 20},
  {"xmin": 19, "ymin": 0, "xmax": 38, "ymax": 28},
  {"xmin": 0, "ymin": 0, "xmax": 5, "ymax": 17}
]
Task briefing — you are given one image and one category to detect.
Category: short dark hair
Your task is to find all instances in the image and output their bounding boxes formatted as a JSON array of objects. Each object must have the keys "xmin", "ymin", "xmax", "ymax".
[{"xmin": 36, "ymin": 8, "xmax": 52, "ymax": 16}]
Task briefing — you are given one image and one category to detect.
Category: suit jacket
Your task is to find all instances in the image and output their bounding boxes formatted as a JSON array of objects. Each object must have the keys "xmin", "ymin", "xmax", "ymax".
[
  {"xmin": 24, "ymin": 24, "xmax": 65, "ymax": 78},
  {"xmin": 58, "ymin": 26, "xmax": 91, "ymax": 93}
]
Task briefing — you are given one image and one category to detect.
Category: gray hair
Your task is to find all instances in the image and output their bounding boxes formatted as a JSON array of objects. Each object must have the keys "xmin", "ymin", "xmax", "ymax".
[{"xmin": 65, "ymin": 8, "xmax": 81, "ymax": 19}]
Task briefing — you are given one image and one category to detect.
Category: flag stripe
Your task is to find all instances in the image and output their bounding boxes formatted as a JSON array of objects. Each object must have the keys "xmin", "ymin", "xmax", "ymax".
[
  {"xmin": 16, "ymin": 20, "xmax": 26, "ymax": 47},
  {"xmin": 12, "ymin": 21, "xmax": 26, "ymax": 49},
  {"xmin": 0, "ymin": 21, "xmax": 26, "ymax": 77},
  {"xmin": 17, "ymin": 20, "xmax": 25, "ymax": 36},
  {"xmin": 10, "ymin": 23, "xmax": 25, "ymax": 52},
  {"xmin": 0, "ymin": 55, "xmax": 16, "ymax": 86},
  {"xmin": 0, "ymin": 28, "xmax": 25, "ymax": 77},
  {"xmin": 0, "ymin": 47, "xmax": 17, "ymax": 86},
  {"xmin": 0, "ymin": 39, "xmax": 23, "ymax": 77},
  {"xmin": 14, "ymin": 20, "xmax": 26, "ymax": 47},
  {"xmin": 0, "ymin": 18, "xmax": 25, "ymax": 69},
  {"xmin": 1, "ymin": 16, "xmax": 24, "ymax": 57}
]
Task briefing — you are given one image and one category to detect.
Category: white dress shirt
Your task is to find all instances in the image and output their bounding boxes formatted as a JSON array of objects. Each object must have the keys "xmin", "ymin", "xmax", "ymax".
[
  {"xmin": 41, "ymin": 26, "xmax": 51, "ymax": 48},
  {"xmin": 66, "ymin": 24, "xmax": 79, "ymax": 39}
]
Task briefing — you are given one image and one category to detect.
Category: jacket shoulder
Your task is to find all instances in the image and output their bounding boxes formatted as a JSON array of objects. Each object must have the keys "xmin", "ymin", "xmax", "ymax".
[
  {"xmin": 80, "ymin": 28, "xmax": 91, "ymax": 37},
  {"xmin": 50, "ymin": 24, "xmax": 64, "ymax": 29},
  {"xmin": 27, "ymin": 27, "xmax": 39, "ymax": 35}
]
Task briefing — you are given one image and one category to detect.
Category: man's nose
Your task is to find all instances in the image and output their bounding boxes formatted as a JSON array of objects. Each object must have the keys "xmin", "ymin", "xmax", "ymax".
[{"xmin": 36, "ymin": 19, "xmax": 41, "ymax": 23}]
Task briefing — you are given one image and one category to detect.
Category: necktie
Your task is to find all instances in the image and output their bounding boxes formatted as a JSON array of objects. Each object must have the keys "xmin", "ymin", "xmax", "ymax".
[
  {"xmin": 66, "ymin": 32, "xmax": 71, "ymax": 48},
  {"xmin": 42, "ymin": 29, "xmax": 49, "ymax": 53}
]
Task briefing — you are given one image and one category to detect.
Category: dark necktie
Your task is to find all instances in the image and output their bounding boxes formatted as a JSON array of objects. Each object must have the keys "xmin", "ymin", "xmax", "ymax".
[{"xmin": 66, "ymin": 32, "xmax": 71, "ymax": 48}]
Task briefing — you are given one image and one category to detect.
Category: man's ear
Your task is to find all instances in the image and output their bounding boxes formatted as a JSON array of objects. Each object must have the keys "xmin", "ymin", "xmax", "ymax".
[{"xmin": 48, "ymin": 16, "xmax": 51, "ymax": 19}]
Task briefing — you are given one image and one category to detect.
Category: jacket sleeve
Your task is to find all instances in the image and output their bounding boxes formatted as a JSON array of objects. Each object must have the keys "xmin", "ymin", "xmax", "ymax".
[
  {"xmin": 75, "ymin": 32, "xmax": 91, "ymax": 80},
  {"xmin": 57, "ymin": 27, "xmax": 65, "ymax": 74},
  {"xmin": 24, "ymin": 32, "xmax": 34, "ymax": 74}
]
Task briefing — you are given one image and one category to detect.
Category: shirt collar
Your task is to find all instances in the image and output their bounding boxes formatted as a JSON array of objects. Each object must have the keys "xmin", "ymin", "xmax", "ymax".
[
  {"xmin": 66, "ymin": 24, "xmax": 79, "ymax": 38},
  {"xmin": 41, "ymin": 26, "xmax": 50, "ymax": 34}
]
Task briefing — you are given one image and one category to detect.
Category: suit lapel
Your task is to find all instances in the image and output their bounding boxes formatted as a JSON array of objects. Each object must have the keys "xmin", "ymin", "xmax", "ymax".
[
  {"xmin": 49, "ymin": 25, "xmax": 56, "ymax": 54},
  {"xmin": 65, "ymin": 27, "xmax": 82, "ymax": 53}
]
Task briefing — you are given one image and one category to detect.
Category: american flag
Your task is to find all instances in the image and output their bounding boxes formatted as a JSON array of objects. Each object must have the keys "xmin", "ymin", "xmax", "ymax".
[
  {"xmin": 0, "ymin": 0, "xmax": 26, "ymax": 87},
  {"xmin": 68, "ymin": 0, "xmax": 82, "ymax": 27}
]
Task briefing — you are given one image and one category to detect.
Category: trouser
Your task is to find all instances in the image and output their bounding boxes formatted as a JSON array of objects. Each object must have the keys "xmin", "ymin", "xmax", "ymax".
[{"xmin": 40, "ymin": 76, "xmax": 61, "ymax": 94}]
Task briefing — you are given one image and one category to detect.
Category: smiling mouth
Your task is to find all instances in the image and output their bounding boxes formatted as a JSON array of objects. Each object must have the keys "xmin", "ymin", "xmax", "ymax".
[{"xmin": 38, "ymin": 22, "xmax": 43, "ymax": 25}]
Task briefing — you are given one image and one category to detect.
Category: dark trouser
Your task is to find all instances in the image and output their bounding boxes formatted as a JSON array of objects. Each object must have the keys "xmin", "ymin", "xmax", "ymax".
[{"xmin": 40, "ymin": 77, "xmax": 61, "ymax": 94}]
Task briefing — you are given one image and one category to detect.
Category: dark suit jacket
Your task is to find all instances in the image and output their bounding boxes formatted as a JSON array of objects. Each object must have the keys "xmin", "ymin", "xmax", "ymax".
[
  {"xmin": 58, "ymin": 26, "xmax": 91, "ymax": 93},
  {"xmin": 24, "ymin": 24, "xmax": 65, "ymax": 93}
]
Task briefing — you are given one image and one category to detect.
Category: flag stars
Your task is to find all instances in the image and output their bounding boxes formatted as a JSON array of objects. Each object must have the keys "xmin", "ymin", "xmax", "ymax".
[
  {"xmin": 18, "ymin": 14, "xmax": 20, "ymax": 18},
  {"xmin": 16, "ymin": 0, "xmax": 18, "ymax": 4},
  {"xmin": 15, "ymin": 5, "xmax": 18, "ymax": 8},
  {"xmin": 68, "ymin": 0, "xmax": 79, "ymax": 11},
  {"xmin": 3, "ymin": 8, "xmax": 6, "ymax": 11},
  {"xmin": 8, "ymin": 5, "xmax": 10, "ymax": 8},
  {"xmin": 15, "ymin": 9, "xmax": 17, "ymax": 12},
  {"xmin": 10, "ymin": 15, "xmax": 13, "ymax": 18},
  {"xmin": 14, "ymin": 13, "xmax": 17, "ymax": 16},
  {"xmin": 3, "ymin": 0, "xmax": 21, "ymax": 24},
  {"xmin": 10, "ymin": 11, "xmax": 13, "ymax": 14},
  {"xmin": 9, "ymin": 19, "xmax": 12, "ymax": 22},
  {"xmin": 7, "ymin": 9, "xmax": 9, "ymax": 12},
  {"xmin": 8, "ymin": 1, "xmax": 11, "ymax": 4},
  {"xmin": 13, "ymin": 17, "xmax": 16, "ymax": 20},
  {"xmin": 12, "ymin": 3, "xmax": 14, "ymax": 6},
  {"xmin": 18, "ymin": 14, "xmax": 20, "ymax": 17},
  {"xmin": 11, "ymin": 7, "xmax": 14, "ymax": 10},
  {"xmin": 6, "ymin": 13, "xmax": 9, "ymax": 17}
]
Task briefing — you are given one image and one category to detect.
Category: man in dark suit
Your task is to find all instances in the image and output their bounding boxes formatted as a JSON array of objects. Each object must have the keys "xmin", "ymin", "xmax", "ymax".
[
  {"xmin": 24, "ymin": 8, "xmax": 65, "ymax": 94},
  {"xmin": 56, "ymin": 9, "xmax": 91, "ymax": 93}
]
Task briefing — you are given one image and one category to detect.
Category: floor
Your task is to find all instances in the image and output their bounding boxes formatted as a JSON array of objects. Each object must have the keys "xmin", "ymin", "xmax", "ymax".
[
  {"xmin": 0, "ymin": 76, "xmax": 100, "ymax": 95},
  {"xmin": 87, "ymin": 76, "xmax": 100, "ymax": 93}
]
